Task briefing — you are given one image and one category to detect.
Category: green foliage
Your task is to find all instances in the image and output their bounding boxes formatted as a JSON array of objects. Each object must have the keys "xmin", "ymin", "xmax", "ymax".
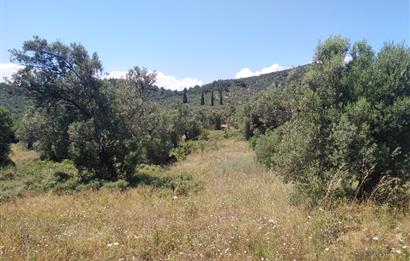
[
  {"xmin": 11, "ymin": 37, "xmax": 179, "ymax": 181},
  {"xmin": 170, "ymin": 130, "xmax": 216, "ymax": 161},
  {"xmin": 200, "ymin": 92, "xmax": 205, "ymax": 105},
  {"xmin": 241, "ymin": 87, "xmax": 293, "ymax": 139},
  {"xmin": 219, "ymin": 90, "xmax": 223, "ymax": 105},
  {"xmin": 0, "ymin": 157, "xmax": 81, "ymax": 200},
  {"xmin": 0, "ymin": 83, "xmax": 30, "ymax": 116},
  {"xmin": 11, "ymin": 38, "xmax": 231, "ymax": 184},
  {"xmin": 132, "ymin": 164, "xmax": 202, "ymax": 196},
  {"xmin": 162, "ymin": 104, "xmax": 203, "ymax": 141},
  {"xmin": 223, "ymin": 128, "xmax": 231, "ymax": 139},
  {"xmin": 211, "ymin": 91, "xmax": 215, "ymax": 106},
  {"xmin": 183, "ymin": 67, "xmax": 304, "ymax": 107},
  {"xmin": 182, "ymin": 88, "xmax": 188, "ymax": 103},
  {"xmin": 253, "ymin": 36, "xmax": 410, "ymax": 206},
  {"xmin": 171, "ymin": 141, "xmax": 193, "ymax": 161},
  {"xmin": 101, "ymin": 179, "xmax": 129, "ymax": 191},
  {"xmin": 0, "ymin": 107, "xmax": 14, "ymax": 164}
]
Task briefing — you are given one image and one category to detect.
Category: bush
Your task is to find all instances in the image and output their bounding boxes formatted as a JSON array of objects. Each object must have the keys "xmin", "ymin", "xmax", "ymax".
[
  {"xmin": 0, "ymin": 156, "xmax": 83, "ymax": 200},
  {"xmin": 11, "ymin": 38, "xmax": 186, "ymax": 181},
  {"xmin": 241, "ymin": 86, "xmax": 293, "ymax": 140},
  {"xmin": 0, "ymin": 107, "xmax": 14, "ymax": 165},
  {"xmin": 131, "ymin": 164, "xmax": 202, "ymax": 196},
  {"xmin": 101, "ymin": 179, "xmax": 129, "ymax": 191},
  {"xmin": 170, "ymin": 142, "xmax": 193, "ymax": 161},
  {"xmin": 253, "ymin": 36, "xmax": 410, "ymax": 206},
  {"xmin": 223, "ymin": 128, "xmax": 231, "ymax": 139}
]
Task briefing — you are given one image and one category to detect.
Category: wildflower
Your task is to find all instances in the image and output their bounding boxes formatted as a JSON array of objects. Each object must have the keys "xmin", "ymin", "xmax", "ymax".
[
  {"xmin": 372, "ymin": 237, "xmax": 379, "ymax": 241},
  {"xmin": 325, "ymin": 247, "xmax": 329, "ymax": 251},
  {"xmin": 107, "ymin": 243, "xmax": 113, "ymax": 247},
  {"xmin": 114, "ymin": 242, "xmax": 119, "ymax": 246},
  {"xmin": 173, "ymin": 196, "xmax": 178, "ymax": 199}
]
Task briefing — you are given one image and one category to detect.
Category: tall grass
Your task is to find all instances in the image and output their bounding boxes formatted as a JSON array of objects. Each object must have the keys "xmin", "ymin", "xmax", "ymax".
[{"xmin": 0, "ymin": 132, "xmax": 409, "ymax": 260}]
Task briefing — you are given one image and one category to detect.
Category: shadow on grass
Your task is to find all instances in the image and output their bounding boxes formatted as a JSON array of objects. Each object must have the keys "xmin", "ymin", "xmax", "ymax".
[{"xmin": 124, "ymin": 167, "xmax": 202, "ymax": 196}]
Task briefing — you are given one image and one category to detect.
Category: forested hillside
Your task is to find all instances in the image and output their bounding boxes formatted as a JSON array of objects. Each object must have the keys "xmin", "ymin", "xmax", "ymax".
[
  {"xmin": 0, "ymin": 83, "xmax": 29, "ymax": 116},
  {"xmin": 0, "ymin": 65, "xmax": 308, "ymax": 114}
]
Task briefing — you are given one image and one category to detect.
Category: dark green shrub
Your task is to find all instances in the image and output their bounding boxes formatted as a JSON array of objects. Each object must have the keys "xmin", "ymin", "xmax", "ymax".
[
  {"xmin": 241, "ymin": 87, "xmax": 293, "ymax": 140},
  {"xmin": 253, "ymin": 36, "xmax": 410, "ymax": 206},
  {"xmin": 170, "ymin": 142, "xmax": 193, "ymax": 161},
  {"xmin": 132, "ymin": 164, "xmax": 202, "ymax": 196},
  {"xmin": 0, "ymin": 107, "xmax": 14, "ymax": 165},
  {"xmin": 101, "ymin": 179, "xmax": 129, "ymax": 191}
]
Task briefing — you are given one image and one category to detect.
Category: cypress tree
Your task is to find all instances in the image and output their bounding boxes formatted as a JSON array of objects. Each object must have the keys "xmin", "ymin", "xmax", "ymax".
[
  {"xmin": 219, "ymin": 90, "xmax": 223, "ymax": 105},
  {"xmin": 182, "ymin": 88, "xmax": 188, "ymax": 103},
  {"xmin": 211, "ymin": 91, "xmax": 214, "ymax": 106},
  {"xmin": 200, "ymin": 92, "xmax": 205, "ymax": 105}
]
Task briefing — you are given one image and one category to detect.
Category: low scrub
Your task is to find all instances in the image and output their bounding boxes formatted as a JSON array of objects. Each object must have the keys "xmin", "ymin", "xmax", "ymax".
[
  {"xmin": 0, "ymin": 143, "xmax": 203, "ymax": 201},
  {"xmin": 131, "ymin": 164, "xmax": 203, "ymax": 196}
]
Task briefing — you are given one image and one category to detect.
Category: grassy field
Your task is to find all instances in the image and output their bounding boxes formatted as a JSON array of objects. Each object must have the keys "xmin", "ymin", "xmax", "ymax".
[{"xmin": 0, "ymin": 132, "xmax": 409, "ymax": 260}]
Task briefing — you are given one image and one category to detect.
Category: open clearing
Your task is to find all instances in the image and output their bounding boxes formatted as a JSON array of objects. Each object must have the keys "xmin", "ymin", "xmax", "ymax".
[{"xmin": 1, "ymin": 133, "xmax": 409, "ymax": 260}]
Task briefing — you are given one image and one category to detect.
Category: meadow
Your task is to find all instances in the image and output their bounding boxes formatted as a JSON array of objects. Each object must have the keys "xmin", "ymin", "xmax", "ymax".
[{"xmin": 1, "ymin": 131, "xmax": 409, "ymax": 260}]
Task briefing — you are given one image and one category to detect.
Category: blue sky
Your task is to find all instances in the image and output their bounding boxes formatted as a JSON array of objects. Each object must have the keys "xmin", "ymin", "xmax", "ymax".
[{"xmin": 1, "ymin": 0, "xmax": 409, "ymax": 89}]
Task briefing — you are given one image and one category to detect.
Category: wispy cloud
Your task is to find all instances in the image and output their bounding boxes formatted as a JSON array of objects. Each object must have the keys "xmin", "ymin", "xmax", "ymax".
[
  {"xmin": 104, "ymin": 70, "xmax": 203, "ymax": 91},
  {"xmin": 0, "ymin": 63, "xmax": 24, "ymax": 82},
  {"xmin": 235, "ymin": 64, "xmax": 286, "ymax": 79}
]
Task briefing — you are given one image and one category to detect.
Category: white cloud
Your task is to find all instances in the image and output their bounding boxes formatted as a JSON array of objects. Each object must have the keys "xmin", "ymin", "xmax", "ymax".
[
  {"xmin": 235, "ymin": 68, "xmax": 254, "ymax": 79},
  {"xmin": 0, "ymin": 63, "xmax": 24, "ymax": 82},
  {"xmin": 105, "ymin": 70, "xmax": 203, "ymax": 91},
  {"xmin": 235, "ymin": 63, "xmax": 286, "ymax": 79},
  {"xmin": 344, "ymin": 55, "xmax": 353, "ymax": 64},
  {"xmin": 105, "ymin": 70, "xmax": 127, "ymax": 79},
  {"xmin": 155, "ymin": 71, "xmax": 203, "ymax": 91}
]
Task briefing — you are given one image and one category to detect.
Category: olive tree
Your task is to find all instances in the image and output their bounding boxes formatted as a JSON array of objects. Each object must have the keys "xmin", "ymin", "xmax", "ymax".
[
  {"xmin": 11, "ymin": 37, "xmax": 168, "ymax": 181},
  {"xmin": 254, "ymin": 36, "xmax": 410, "ymax": 205}
]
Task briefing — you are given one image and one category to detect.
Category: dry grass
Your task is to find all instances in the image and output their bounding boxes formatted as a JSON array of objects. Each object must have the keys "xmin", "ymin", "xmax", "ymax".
[
  {"xmin": 9, "ymin": 143, "xmax": 40, "ymax": 164},
  {"xmin": 0, "ymin": 133, "xmax": 409, "ymax": 260}
]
